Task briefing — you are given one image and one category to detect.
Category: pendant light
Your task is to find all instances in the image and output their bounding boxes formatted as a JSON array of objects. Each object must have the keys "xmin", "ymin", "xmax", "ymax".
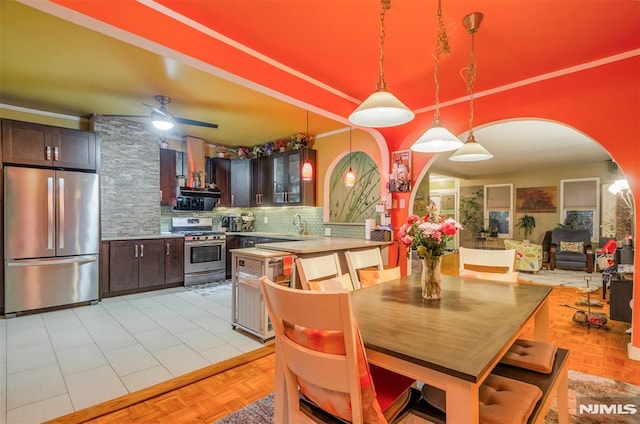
[
  {"xmin": 411, "ymin": 0, "xmax": 462, "ymax": 153},
  {"xmin": 345, "ymin": 128, "xmax": 356, "ymax": 187},
  {"xmin": 301, "ymin": 110, "xmax": 313, "ymax": 180},
  {"xmin": 348, "ymin": 0, "xmax": 414, "ymax": 128},
  {"xmin": 449, "ymin": 12, "xmax": 493, "ymax": 162}
]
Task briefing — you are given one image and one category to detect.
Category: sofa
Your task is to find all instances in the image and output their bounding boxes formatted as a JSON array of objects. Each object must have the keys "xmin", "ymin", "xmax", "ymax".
[
  {"xmin": 503, "ymin": 239, "xmax": 543, "ymax": 273},
  {"xmin": 550, "ymin": 228, "xmax": 594, "ymax": 273}
]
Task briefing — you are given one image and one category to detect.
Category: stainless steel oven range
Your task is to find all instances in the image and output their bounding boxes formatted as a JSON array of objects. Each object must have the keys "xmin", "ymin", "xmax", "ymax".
[{"xmin": 172, "ymin": 217, "xmax": 226, "ymax": 286}]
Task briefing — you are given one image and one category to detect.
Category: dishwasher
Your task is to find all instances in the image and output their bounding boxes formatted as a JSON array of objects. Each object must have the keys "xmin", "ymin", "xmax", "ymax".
[{"xmin": 231, "ymin": 248, "xmax": 295, "ymax": 342}]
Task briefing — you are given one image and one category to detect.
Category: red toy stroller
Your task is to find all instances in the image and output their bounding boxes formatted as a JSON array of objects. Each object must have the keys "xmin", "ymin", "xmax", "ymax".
[{"xmin": 597, "ymin": 239, "xmax": 617, "ymax": 299}]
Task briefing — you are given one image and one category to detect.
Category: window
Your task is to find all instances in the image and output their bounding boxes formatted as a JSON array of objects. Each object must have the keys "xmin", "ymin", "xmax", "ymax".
[
  {"xmin": 560, "ymin": 178, "xmax": 600, "ymax": 241},
  {"xmin": 484, "ymin": 184, "xmax": 513, "ymax": 238}
]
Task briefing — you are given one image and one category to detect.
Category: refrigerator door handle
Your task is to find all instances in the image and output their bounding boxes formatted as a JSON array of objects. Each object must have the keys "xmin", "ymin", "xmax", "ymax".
[
  {"xmin": 47, "ymin": 177, "xmax": 55, "ymax": 250},
  {"xmin": 6, "ymin": 255, "xmax": 98, "ymax": 267},
  {"xmin": 58, "ymin": 177, "xmax": 65, "ymax": 249}
]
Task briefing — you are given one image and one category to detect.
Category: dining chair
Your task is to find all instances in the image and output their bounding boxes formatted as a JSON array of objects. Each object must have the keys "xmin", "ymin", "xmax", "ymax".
[
  {"xmin": 345, "ymin": 248, "xmax": 401, "ymax": 289},
  {"xmin": 259, "ymin": 276, "xmax": 417, "ymax": 423},
  {"xmin": 295, "ymin": 254, "xmax": 352, "ymax": 291},
  {"xmin": 458, "ymin": 246, "xmax": 519, "ymax": 282}
]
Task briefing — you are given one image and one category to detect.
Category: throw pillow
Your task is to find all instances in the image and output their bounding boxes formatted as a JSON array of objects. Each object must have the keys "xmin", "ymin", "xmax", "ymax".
[
  {"xmin": 358, "ymin": 267, "xmax": 401, "ymax": 287},
  {"xmin": 307, "ymin": 273, "xmax": 353, "ymax": 292},
  {"xmin": 560, "ymin": 241, "xmax": 584, "ymax": 253}
]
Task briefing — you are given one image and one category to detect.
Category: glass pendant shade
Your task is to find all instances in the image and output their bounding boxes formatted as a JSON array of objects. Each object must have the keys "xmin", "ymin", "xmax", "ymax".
[
  {"xmin": 449, "ymin": 133, "xmax": 493, "ymax": 162},
  {"xmin": 301, "ymin": 161, "xmax": 313, "ymax": 180},
  {"xmin": 151, "ymin": 112, "xmax": 174, "ymax": 130},
  {"xmin": 345, "ymin": 168, "xmax": 356, "ymax": 187},
  {"xmin": 411, "ymin": 118, "xmax": 463, "ymax": 152},
  {"xmin": 349, "ymin": 89, "xmax": 415, "ymax": 128}
]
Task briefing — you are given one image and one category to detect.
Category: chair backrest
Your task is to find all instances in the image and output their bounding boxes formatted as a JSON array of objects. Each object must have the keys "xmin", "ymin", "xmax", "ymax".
[
  {"xmin": 458, "ymin": 247, "xmax": 519, "ymax": 283},
  {"xmin": 295, "ymin": 254, "xmax": 344, "ymax": 290},
  {"xmin": 551, "ymin": 228, "xmax": 591, "ymax": 248},
  {"xmin": 259, "ymin": 276, "xmax": 385, "ymax": 423},
  {"xmin": 345, "ymin": 248, "xmax": 384, "ymax": 289}
]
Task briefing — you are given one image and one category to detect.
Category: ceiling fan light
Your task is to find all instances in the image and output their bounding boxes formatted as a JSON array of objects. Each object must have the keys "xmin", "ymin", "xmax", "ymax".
[
  {"xmin": 449, "ymin": 134, "xmax": 493, "ymax": 162},
  {"xmin": 151, "ymin": 111, "xmax": 174, "ymax": 130},
  {"xmin": 410, "ymin": 119, "xmax": 462, "ymax": 152},
  {"xmin": 349, "ymin": 89, "xmax": 415, "ymax": 128}
]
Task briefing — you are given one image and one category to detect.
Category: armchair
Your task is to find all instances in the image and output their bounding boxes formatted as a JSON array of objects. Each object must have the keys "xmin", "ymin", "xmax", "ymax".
[
  {"xmin": 550, "ymin": 228, "xmax": 594, "ymax": 273},
  {"xmin": 503, "ymin": 239, "xmax": 543, "ymax": 273}
]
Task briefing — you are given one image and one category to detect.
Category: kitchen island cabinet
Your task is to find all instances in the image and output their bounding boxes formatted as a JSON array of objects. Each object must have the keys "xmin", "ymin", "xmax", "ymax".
[
  {"xmin": 102, "ymin": 236, "xmax": 184, "ymax": 296},
  {"xmin": 1, "ymin": 119, "xmax": 97, "ymax": 171}
]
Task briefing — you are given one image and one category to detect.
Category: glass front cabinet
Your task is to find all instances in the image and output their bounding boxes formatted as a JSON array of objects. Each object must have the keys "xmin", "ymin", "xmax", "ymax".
[{"xmin": 271, "ymin": 149, "xmax": 316, "ymax": 206}]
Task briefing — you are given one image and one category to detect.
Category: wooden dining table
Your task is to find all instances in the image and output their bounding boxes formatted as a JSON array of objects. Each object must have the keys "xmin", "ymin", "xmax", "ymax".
[{"xmin": 351, "ymin": 273, "xmax": 556, "ymax": 424}]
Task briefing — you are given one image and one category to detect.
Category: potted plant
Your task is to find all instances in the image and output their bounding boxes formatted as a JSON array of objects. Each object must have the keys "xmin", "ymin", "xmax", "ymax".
[
  {"xmin": 516, "ymin": 214, "xmax": 536, "ymax": 240},
  {"xmin": 460, "ymin": 189, "xmax": 484, "ymax": 236}
]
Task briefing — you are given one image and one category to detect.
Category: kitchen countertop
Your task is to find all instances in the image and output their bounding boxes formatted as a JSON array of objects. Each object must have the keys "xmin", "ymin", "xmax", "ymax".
[
  {"xmin": 255, "ymin": 237, "xmax": 391, "ymax": 254},
  {"xmin": 102, "ymin": 233, "xmax": 184, "ymax": 241},
  {"xmin": 229, "ymin": 247, "xmax": 296, "ymax": 258}
]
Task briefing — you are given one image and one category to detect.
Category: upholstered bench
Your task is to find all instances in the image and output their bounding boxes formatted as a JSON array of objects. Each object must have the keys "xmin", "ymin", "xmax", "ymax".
[{"xmin": 409, "ymin": 348, "xmax": 570, "ymax": 424}]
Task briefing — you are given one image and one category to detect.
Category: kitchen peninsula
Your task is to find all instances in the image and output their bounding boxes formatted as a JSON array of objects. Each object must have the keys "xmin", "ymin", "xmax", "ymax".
[{"xmin": 252, "ymin": 236, "xmax": 394, "ymax": 289}]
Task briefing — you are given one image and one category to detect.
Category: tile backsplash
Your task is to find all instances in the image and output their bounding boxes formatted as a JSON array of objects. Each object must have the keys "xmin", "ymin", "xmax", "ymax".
[{"xmin": 161, "ymin": 206, "xmax": 369, "ymax": 239}]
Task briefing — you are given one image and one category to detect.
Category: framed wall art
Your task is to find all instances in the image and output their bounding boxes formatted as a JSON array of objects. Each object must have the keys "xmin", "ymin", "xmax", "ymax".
[
  {"xmin": 516, "ymin": 186, "xmax": 557, "ymax": 213},
  {"xmin": 389, "ymin": 150, "xmax": 411, "ymax": 192}
]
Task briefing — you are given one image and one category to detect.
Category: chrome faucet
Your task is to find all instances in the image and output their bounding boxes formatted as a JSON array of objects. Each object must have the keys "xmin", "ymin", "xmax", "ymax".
[{"xmin": 293, "ymin": 214, "xmax": 308, "ymax": 235}]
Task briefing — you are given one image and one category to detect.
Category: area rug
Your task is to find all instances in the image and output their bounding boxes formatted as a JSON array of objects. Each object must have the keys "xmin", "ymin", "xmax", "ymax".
[
  {"xmin": 185, "ymin": 280, "xmax": 232, "ymax": 296},
  {"xmin": 212, "ymin": 371, "xmax": 639, "ymax": 423},
  {"xmin": 518, "ymin": 268, "xmax": 604, "ymax": 289}
]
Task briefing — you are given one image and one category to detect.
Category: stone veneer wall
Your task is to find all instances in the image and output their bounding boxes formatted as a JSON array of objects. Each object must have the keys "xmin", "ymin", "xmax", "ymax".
[{"xmin": 92, "ymin": 115, "xmax": 160, "ymax": 238}]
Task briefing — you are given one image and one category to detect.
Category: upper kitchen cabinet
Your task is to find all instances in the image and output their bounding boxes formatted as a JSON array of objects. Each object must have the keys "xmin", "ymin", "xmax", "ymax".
[
  {"xmin": 271, "ymin": 149, "xmax": 315, "ymax": 206},
  {"xmin": 1, "ymin": 119, "xmax": 97, "ymax": 171},
  {"xmin": 230, "ymin": 159, "xmax": 252, "ymax": 207},
  {"xmin": 206, "ymin": 157, "xmax": 231, "ymax": 206},
  {"xmin": 251, "ymin": 155, "xmax": 271, "ymax": 206},
  {"xmin": 160, "ymin": 148, "xmax": 177, "ymax": 206}
]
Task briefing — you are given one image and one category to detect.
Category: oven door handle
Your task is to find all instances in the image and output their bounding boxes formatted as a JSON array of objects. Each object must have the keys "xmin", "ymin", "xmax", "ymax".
[{"xmin": 186, "ymin": 240, "xmax": 226, "ymax": 247}]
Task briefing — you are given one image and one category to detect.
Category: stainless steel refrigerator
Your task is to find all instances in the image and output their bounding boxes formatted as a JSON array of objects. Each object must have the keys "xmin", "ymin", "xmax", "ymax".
[{"xmin": 4, "ymin": 166, "xmax": 100, "ymax": 315}]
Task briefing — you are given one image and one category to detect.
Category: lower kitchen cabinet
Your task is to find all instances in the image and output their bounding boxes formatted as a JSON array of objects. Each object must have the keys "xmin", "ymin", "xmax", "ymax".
[
  {"xmin": 165, "ymin": 238, "xmax": 184, "ymax": 284},
  {"xmin": 138, "ymin": 239, "xmax": 166, "ymax": 288},
  {"xmin": 104, "ymin": 237, "xmax": 183, "ymax": 295}
]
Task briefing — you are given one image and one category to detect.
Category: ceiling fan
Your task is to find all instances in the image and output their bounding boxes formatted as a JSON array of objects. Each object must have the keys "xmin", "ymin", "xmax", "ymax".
[{"xmin": 105, "ymin": 95, "xmax": 219, "ymax": 131}]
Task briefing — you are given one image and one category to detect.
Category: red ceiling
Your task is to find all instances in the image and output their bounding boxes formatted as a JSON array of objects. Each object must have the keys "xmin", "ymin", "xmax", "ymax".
[{"xmin": 49, "ymin": 0, "xmax": 639, "ymax": 121}]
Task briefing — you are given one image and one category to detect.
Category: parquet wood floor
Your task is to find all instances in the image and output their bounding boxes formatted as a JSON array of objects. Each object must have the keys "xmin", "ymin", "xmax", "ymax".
[{"xmin": 52, "ymin": 254, "xmax": 639, "ymax": 423}]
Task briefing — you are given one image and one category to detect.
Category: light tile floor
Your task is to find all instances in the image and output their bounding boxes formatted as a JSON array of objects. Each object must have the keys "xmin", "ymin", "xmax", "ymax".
[{"xmin": 0, "ymin": 282, "xmax": 262, "ymax": 424}]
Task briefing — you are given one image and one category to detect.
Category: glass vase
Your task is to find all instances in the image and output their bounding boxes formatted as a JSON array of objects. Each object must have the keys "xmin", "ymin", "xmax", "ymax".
[{"xmin": 421, "ymin": 255, "xmax": 442, "ymax": 300}]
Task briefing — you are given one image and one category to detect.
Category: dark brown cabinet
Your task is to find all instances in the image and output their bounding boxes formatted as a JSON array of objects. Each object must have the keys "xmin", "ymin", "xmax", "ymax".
[
  {"xmin": 206, "ymin": 157, "xmax": 231, "ymax": 206},
  {"xmin": 1, "ymin": 119, "xmax": 97, "ymax": 171},
  {"xmin": 160, "ymin": 149, "xmax": 177, "ymax": 206},
  {"xmin": 252, "ymin": 156, "xmax": 271, "ymax": 206},
  {"xmin": 165, "ymin": 238, "xmax": 184, "ymax": 284},
  {"xmin": 105, "ymin": 238, "xmax": 181, "ymax": 294},
  {"xmin": 137, "ymin": 239, "xmax": 166, "ymax": 288},
  {"xmin": 271, "ymin": 149, "xmax": 315, "ymax": 206},
  {"xmin": 231, "ymin": 159, "xmax": 252, "ymax": 207}
]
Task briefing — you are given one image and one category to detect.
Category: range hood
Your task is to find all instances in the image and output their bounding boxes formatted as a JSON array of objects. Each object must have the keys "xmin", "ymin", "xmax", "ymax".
[{"xmin": 184, "ymin": 135, "xmax": 206, "ymax": 187}]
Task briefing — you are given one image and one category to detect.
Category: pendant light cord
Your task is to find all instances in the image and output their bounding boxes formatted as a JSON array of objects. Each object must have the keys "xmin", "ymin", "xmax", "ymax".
[
  {"xmin": 460, "ymin": 31, "xmax": 477, "ymax": 134},
  {"xmin": 432, "ymin": 0, "xmax": 451, "ymax": 121},
  {"xmin": 377, "ymin": 0, "xmax": 391, "ymax": 90}
]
